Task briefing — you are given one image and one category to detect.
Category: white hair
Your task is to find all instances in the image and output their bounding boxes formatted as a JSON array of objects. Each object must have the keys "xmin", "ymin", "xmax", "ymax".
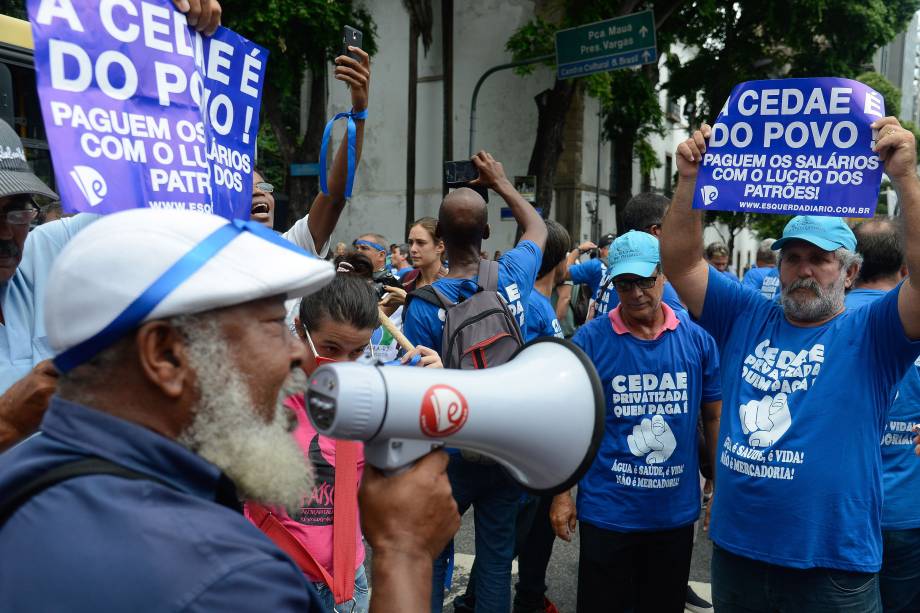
[
  {"xmin": 175, "ymin": 315, "xmax": 313, "ymax": 514},
  {"xmin": 778, "ymin": 248, "xmax": 861, "ymax": 322}
]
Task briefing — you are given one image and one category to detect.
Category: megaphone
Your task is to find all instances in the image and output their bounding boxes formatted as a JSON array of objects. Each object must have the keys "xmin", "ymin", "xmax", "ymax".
[{"xmin": 305, "ymin": 337, "xmax": 605, "ymax": 495}]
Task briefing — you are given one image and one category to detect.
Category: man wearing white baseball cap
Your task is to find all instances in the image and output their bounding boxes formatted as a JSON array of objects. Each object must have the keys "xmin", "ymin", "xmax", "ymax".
[
  {"xmin": 0, "ymin": 208, "xmax": 459, "ymax": 612},
  {"xmin": 662, "ymin": 117, "xmax": 920, "ymax": 611}
]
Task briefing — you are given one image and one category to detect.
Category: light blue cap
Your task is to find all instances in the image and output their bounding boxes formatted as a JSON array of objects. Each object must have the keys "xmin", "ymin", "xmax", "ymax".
[
  {"xmin": 607, "ymin": 231, "xmax": 660, "ymax": 279},
  {"xmin": 772, "ymin": 216, "xmax": 856, "ymax": 252}
]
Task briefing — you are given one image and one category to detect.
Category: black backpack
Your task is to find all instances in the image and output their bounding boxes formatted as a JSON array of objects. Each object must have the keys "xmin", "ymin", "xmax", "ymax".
[
  {"xmin": 570, "ymin": 282, "xmax": 593, "ymax": 325},
  {"xmin": 409, "ymin": 260, "xmax": 523, "ymax": 370}
]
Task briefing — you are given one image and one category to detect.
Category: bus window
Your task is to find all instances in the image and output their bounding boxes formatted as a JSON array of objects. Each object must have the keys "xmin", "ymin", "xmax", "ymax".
[{"xmin": 0, "ymin": 13, "xmax": 55, "ymax": 194}]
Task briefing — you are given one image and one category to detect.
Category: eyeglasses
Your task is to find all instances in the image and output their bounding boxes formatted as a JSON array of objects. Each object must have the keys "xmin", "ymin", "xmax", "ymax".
[
  {"xmin": 303, "ymin": 326, "xmax": 375, "ymax": 363},
  {"xmin": 0, "ymin": 205, "xmax": 39, "ymax": 226},
  {"xmin": 254, "ymin": 182, "xmax": 274, "ymax": 193},
  {"xmin": 613, "ymin": 276, "xmax": 658, "ymax": 292}
]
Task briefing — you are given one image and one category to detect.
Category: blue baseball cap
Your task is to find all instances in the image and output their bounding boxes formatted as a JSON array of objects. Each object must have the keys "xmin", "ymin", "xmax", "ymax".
[
  {"xmin": 607, "ymin": 231, "xmax": 660, "ymax": 278},
  {"xmin": 772, "ymin": 216, "xmax": 856, "ymax": 252}
]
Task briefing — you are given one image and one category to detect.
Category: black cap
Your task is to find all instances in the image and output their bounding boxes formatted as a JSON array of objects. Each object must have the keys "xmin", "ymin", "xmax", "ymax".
[
  {"xmin": 0, "ymin": 119, "xmax": 57, "ymax": 201},
  {"xmin": 598, "ymin": 233, "xmax": 616, "ymax": 249}
]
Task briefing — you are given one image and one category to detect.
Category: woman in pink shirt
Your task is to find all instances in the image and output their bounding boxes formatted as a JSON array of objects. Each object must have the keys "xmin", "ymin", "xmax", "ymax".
[{"xmin": 247, "ymin": 259, "xmax": 441, "ymax": 612}]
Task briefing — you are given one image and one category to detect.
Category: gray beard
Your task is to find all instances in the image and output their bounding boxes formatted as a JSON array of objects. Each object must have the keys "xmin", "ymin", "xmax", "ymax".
[
  {"xmin": 176, "ymin": 320, "xmax": 313, "ymax": 515},
  {"xmin": 780, "ymin": 271, "xmax": 846, "ymax": 322}
]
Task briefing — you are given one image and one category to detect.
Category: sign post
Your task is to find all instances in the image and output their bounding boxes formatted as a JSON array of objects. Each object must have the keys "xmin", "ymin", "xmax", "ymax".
[{"xmin": 555, "ymin": 10, "xmax": 657, "ymax": 80}]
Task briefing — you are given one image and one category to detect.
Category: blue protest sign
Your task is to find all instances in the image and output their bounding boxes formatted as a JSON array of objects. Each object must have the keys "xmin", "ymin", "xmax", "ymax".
[
  {"xmin": 692, "ymin": 78, "xmax": 884, "ymax": 218},
  {"xmin": 27, "ymin": 0, "xmax": 267, "ymax": 220}
]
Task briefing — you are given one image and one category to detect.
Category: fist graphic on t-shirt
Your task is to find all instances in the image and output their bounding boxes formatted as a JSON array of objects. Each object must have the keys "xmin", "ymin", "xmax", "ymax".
[
  {"xmin": 740, "ymin": 392, "xmax": 792, "ymax": 447},
  {"xmin": 627, "ymin": 415, "xmax": 677, "ymax": 464}
]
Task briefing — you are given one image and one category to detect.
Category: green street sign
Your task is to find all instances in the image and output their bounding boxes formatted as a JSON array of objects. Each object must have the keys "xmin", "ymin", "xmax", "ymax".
[{"xmin": 555, "ymin": 10, "xmax": 657, "ymax": 79}]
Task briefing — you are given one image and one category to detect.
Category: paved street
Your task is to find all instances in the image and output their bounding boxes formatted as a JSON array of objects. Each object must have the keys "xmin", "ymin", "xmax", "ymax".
[{"xmin": 441, "ymin": 509, "xmax": 714, "ymax": 613}]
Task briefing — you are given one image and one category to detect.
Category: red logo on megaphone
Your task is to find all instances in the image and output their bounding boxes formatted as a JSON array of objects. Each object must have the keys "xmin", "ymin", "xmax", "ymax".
[{"xmin": 420, "ymin": 384, "xmax": 469, "ymax": 438}]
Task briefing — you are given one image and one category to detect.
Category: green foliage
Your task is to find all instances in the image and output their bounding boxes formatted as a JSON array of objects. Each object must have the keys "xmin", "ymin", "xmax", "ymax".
[
  {"xmin": 635, "ymin": 137, "xmax": 662, "ymax": 176},
  {"xmin": 602, "ymin": 67, "xmax": 664, "ymax": 140},
  {"xmin": 220, "ymin": 0, "xmax": 376, "ymax": 159},
  {"xmin": 666, "ymin": 0, "xmax": 920, "ymax": 124},
  {"xmin": 748, "ymin": 214, "xmax": 792, "ymax": 240},
  {"xmin": 505, "ymin": 17, "xmax": 558, "ymax": 75},
  {"xmin": 254, "ymin": 122, "xmax": 286, "ymax": 187},
  {"xmin": 0, "ymin": 0, "xmax": 26, "ymax": 19},
  {"xmin": 857, "ymin": 71, "xmax": 901, "ymax": 115}
]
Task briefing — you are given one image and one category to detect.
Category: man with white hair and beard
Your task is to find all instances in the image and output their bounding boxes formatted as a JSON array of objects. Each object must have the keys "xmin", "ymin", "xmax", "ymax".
[
  {"xmin": 661, "ymin": 117, "xmax": 920, "ymax": 612},
  {"xmin": 0, "ymin": 209, "xmax": 459, "ymax": 612}
]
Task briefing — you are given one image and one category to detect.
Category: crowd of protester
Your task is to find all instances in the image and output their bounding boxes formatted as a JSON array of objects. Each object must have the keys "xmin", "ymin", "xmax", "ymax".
[{"xmin": 1, "ymin": 3, "xmax": 920, "ymax": 613}]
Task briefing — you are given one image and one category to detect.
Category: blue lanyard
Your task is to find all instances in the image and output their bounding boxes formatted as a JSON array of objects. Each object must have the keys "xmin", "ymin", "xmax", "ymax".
[
  {"xmin": 54, "ymin": 219, "xmax": 311, "ymax": 373},
  {"xmin": 319, "ymin": 108, "xmax": 368, "ymax": 199}
]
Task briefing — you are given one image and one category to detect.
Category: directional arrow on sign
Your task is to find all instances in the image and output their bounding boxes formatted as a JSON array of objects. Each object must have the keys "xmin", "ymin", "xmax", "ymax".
[{"xmin": 555, "ymin": 10, "xmax": 657, "ymax": 79}]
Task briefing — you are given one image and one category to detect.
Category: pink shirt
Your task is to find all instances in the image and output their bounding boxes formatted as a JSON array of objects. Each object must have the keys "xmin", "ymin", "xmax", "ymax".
[
  {"xmin": 609, "ymin": 303, "xmax": 681, "ymax": 339},
  {"xmin": 246, "ymin": 394, "xmax": 365, "ymax": 582}
]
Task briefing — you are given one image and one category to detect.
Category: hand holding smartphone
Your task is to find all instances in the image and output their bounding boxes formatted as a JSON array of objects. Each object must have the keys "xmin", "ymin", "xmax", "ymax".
[{"xmin": 342, "ymin": 25, "xmax": 363, "ymax": 60}]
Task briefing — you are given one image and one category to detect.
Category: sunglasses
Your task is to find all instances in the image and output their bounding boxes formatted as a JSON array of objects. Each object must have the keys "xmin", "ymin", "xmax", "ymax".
[
  {"xmin": 613, "ymin": 276, "xmax": 658, "ymax": 292},
  {"xmin": 254, "ymin": 182, "xmax": 274, "ymax": 193}
]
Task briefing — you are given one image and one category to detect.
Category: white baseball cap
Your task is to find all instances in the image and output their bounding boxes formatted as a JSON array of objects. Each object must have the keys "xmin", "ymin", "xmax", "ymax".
[{"xmin": 46, "ymin": 208, "xmax": 334, "ymax": 371}]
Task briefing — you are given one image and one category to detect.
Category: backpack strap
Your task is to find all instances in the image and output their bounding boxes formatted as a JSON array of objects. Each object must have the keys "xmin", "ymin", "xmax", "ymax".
[
  {"xmin": 0, "ymin": 457, "xmax": 174, "ymax": 528},
  {"xmin": 408, "ymin": 284, "xmax": 453, "ymax": 309},
  {"xmin": 477, "ymin": 259, "xmax": 500, "ymax": 292},
  {"xmin": 593, "ymin": 276, "xmax": 615, "ymax": 317}
]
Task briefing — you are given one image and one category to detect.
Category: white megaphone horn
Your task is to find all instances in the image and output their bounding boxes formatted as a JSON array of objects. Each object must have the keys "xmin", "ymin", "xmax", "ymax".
[{"xmin": 305, "ymin": 337, "xmax": 605, "ymax": 495}]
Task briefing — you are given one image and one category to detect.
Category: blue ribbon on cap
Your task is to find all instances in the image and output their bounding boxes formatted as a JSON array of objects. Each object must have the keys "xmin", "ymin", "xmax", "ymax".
[
  {"xmin": 319, "ymin": 108, "xmax": 368, "ymax": 199},
  {"xmin": 54, "ymin": 219, "xmax": 311, "ymax": 374}
]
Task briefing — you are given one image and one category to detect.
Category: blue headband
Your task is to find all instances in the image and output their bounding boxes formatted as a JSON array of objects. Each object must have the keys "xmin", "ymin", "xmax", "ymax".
[
  {"xmin": 353, "ymin": 239, "xmax": 386, "ymax": 252},
  {"xmin": 54, "ymin": 219, "xmax": 310, "ymax": 373},
  {"xmin": 319, "ymin": 108, "xmax": 369, "ymax": 199}
]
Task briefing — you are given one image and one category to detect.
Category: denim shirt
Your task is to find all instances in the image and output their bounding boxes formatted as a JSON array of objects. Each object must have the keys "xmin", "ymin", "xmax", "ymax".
[{"xmin": 0, "ymin": 397, "xmax": 321, "ymax": 612}]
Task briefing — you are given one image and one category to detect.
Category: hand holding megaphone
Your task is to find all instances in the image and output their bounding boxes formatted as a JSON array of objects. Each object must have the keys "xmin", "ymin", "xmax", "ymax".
[{"xmin": 305, "ymin": 338, "xmax": 605, "ymax": 495}]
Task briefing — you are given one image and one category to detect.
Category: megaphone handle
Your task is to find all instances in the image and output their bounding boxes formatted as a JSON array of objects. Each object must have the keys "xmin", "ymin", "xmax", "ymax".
[{"xmin": 366, "ymin": 439, "xmax": 442, "ymax": 475}]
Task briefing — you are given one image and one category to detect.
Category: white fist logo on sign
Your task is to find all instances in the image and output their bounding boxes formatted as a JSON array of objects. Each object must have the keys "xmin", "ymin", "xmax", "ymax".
[
  {"xmin": 627, "ymin": 415, "xmax": 677, "ymax": 465},
  {"xmin": 740, "ymin": 392, "xmax": 792, "ymax": 447}
]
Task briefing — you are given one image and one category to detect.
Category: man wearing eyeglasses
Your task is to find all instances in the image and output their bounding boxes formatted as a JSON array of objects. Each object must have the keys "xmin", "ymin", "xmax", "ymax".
[
  {"xmin": 0, "ymin": 118, "xmax": 101, "ymax": 449},
  {"xmin": 550, "ymin": 231, "xmax": 722, "ymax": 613}
]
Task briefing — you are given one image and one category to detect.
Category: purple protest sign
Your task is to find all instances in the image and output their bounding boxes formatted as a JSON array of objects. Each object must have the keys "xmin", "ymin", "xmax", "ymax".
[
  {"xmin": 27, "ymin": 0, "xmax": 267, "ymax": 220},
  {"xmin": 692, "ymin": 78, "xmax": 884, "ymax": 218}
]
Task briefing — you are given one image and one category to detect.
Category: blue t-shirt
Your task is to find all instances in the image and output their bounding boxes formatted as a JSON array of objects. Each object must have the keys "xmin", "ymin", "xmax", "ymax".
[
  {"xmin": 403, "ymin": 240, "xmax": 542, "ymax": 354},
  {"xmin": 524, "ymin": 291, "xmax": 563, "ymax": 342},
  {"xmin": 742, "ymin": 267, "xmax": 780, "ymax": 301},
  {"xmin": 396, "ymin": 266, "xmax": 415, "ymax": 279},
  {"xmin": 593, "ymin": 277, "xmax": 684, "ymax": 318},
  {"xmin": 845, "ymin": 288, "xmax": 886, "ymax": 309},
  {"xmin": 700, "ymin": 268, "xmax": 920, "ymax": 571},
  {"xmin": 845, "ymin": 287, "xmax": 920, "ymax": 531},
  {"xmin": 0, "ymin": 214, "xmax": 96, "ymax": 393},
  {"xmin": 572, "ymin": 308, "xmax": 721, "ymax": 531},
  {"xmin": 569, "ymin": 258, "xmax": 606, "ymax": 295}
]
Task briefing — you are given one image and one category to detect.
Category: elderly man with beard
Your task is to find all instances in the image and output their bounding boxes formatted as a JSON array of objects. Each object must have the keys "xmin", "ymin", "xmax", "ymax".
[
  {"xmin": 0, "ymin": 0, "xmax": 268, "ymax": 450},
  {"xmin": 0, "ymin": 209, "xmax": 459, "ymax": 612},
  {"xmin": 661, "ymin": 117, "xmax": 920, "ymax": 613}
]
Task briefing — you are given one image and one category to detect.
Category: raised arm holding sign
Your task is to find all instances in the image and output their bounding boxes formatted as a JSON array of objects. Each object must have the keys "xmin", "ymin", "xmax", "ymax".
[
  {"xmin": 692, "ymin": 78, "xmax": 885, "ymax": 218},
  {"xmin": 663, "ymin": 112, "xmax": 920, "ymax": 337},
  {"xmin": 28, "ymin": 0, "xmax": 266, "ymax": 220}
]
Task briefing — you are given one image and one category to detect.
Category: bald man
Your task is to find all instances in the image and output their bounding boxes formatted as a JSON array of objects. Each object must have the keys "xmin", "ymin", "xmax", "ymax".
[{"xmin": 402, "ymin": 151, "xmax": 546, "ymax": 612}]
